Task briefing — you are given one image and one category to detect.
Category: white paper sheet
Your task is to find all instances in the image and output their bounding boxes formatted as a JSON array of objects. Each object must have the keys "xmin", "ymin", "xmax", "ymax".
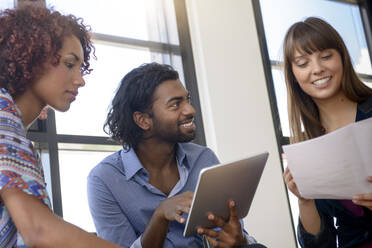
[{"xmin": 283, "ymin": 117, "xmax": 372, "ymax": 199}]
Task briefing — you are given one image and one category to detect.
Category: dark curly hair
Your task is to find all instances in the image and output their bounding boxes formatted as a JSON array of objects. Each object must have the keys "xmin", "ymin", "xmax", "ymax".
[
  {"xmin": 0, "ymin": 4, "xmax": 94, "ymax": 98},
  {"xmin": 104, "ymin": 62, "xmax": 179, "ymax": 150}
]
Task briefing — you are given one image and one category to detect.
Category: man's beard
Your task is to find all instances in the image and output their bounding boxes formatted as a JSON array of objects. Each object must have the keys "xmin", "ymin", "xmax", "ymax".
[{"xmin": 176, "ymin": 130, "xmax": 195, "ymax": 143}]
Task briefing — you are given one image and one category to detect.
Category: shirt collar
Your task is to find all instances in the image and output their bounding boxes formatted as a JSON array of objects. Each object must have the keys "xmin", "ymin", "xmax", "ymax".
[
  {"xmin": 121, "ymin": 143, "xmax": 190, "ymax": 180},
  {"xmin": 175, "ymin": 143, "xmax": 189, "ymax": 169},
  {"xmin": 120, "ymin": 148, "xmax": 144, "ymax": 180}
]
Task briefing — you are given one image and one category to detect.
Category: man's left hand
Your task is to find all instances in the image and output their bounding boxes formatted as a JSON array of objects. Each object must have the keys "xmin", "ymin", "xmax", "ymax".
[{"xmin": 197, "ymin": 200, "xmax": 248, "ymax": 248}]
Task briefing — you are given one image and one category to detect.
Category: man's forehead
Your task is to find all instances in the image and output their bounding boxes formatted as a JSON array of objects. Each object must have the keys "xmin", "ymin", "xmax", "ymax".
[{"xmin": 152, "ymin": 79, "xmax": 187, "ymax": 101}]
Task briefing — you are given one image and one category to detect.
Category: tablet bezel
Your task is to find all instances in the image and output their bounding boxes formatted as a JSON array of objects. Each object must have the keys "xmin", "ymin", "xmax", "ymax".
[{"xmin": 183, "ymin": 152, "xmax": 269, "ymax": 237}]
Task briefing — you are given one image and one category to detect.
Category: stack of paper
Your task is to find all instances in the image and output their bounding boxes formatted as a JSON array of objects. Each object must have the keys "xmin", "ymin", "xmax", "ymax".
[{"xmin": 283, "ymin": 117, "xmax": 372, "ymax": 199}]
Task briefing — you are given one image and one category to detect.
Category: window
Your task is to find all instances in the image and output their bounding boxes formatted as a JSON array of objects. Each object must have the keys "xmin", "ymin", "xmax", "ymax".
[
  {"xmin": 58, "ymin": 145, "xmax": 119, "ymax": 232},
  {"xmin": 22, "ymin": 0, "xmax": 202, "ymax": 233},
  {"xmin": 260, "ymin": 0, "xmax": 372, "ymax": 137},
  {"xmin": 0, "ymin": 0, "xmax": 13, "ymax": 10},
  {"xmin": 253, "ymin": 0, "xmax": 372, "ymax": 244},
  {"xmin": 47, "ymin": 0, "xmax": 184, "ymax": 137}
]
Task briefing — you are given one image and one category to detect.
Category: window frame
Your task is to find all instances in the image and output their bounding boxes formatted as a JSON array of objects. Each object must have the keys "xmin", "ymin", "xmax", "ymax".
[
  {"xmin": 252, "ymin": 0, "xmax": 372, "ymax": 245},
  {"xmin": 19, "ymin": 0, "xmax": 205, "ymax": 217}
]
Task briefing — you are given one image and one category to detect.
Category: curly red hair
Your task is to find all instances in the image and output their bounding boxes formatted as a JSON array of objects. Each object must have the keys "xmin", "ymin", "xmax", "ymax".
[{"xmin": 0, "ymin": 4, "xmax": 94, "ymax": 98}]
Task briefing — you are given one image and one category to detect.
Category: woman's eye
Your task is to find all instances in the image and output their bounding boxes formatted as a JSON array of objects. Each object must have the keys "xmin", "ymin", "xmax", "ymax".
[
  {"xmin": 297, "ymin": 62, "xmax": 307, "ymax": 68},
  {"xmin": 322, "ymin": 54, "xmax": 332, "ymax": 59},
  {"xmin": 65, "ymin": 62, "xmax": 74, "ymax": 69}
]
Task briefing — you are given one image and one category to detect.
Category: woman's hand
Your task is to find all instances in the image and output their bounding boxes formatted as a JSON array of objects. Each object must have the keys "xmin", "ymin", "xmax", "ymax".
[
  {"xmin": 352, "ymin": 176, "xmax": 372, "ymax": 211},
  {"xmin": 283, "ymin": 167, "xmax": 302, "ymax": 199},
  {"xmin": 283, "ymin": 167, "xmax": 312, "ymax": 204},
  {"xmin": 196, "ymin": 200, "xmax": 247, "ymax": 248}
]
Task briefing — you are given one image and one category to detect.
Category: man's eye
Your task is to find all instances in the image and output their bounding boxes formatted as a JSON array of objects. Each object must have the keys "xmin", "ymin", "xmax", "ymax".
[{"xmin": 171, "ymin": 102, "xmax": 180, "ymax": 108}]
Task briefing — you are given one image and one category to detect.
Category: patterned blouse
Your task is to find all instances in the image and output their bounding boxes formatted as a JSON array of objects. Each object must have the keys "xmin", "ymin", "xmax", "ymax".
[{"xmin": 0, "ymin": 88, "xmax": 51, "ymax": 247}]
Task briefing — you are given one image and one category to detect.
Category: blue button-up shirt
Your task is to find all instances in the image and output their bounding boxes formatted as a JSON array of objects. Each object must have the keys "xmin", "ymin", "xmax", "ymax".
[{"xmin": 87, "ymin": 142, "xmax": 255, "ymax": 247}]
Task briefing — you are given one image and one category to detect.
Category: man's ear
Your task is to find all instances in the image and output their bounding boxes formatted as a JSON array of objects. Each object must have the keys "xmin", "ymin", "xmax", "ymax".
[{"xmin": 133, "ymin": 111, "xmax": 152, "ymax": 131}]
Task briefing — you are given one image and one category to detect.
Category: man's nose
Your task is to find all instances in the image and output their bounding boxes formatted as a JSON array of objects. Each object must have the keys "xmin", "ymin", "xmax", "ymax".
[{"xmin": 183, "ymin": 102, "xmax": 196, "ymax": 116}]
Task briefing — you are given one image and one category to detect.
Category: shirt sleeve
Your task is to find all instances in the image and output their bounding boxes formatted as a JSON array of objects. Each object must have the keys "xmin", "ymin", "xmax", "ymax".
[
  {"xmin": 297, "ymin": 214, "xmax": 336, "ymax": 248},
  {"xmin": 244, "ymin": 232, "xmax": 257, "ymax": 245},
  {"xmin": 200, "ymin": 147, "xmax": 220, "ymax": 165},
  {"xmin": 129, "ymin": 235, "xmax": 142, "ymax": 248},
  {"xmin": 87, "ymin": 173, "xmax": 139, "ymax": 247},
  {"xmin": 0, "ymin": 114, "xmax": 49, "ymax": 206},
  {"xmin": 241, "ymin": 219, "xmax": 258, "ymax": 245}
]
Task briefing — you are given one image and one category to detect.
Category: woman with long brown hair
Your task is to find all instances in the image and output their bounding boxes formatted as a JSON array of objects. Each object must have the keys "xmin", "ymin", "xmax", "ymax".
[{"xmin": 282, "ymin": 17, "xmax": 372, "ymax": 248}]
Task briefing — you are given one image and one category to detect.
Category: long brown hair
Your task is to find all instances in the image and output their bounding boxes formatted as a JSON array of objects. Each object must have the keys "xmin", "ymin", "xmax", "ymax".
[{"xmin": 283, "ymin": 17, "xmax": 372, "ymax": 143}]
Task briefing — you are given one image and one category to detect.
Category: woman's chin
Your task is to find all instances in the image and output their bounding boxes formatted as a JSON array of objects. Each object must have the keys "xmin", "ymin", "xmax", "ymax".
[{"xmin": 52, "ymin": 104, "xmax": 71, "ymax": 113}]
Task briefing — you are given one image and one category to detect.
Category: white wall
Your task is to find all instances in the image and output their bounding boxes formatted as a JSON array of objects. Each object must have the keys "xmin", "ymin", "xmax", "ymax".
[{"xmin": 186, "ymin": 0, "xmax": 297, "ymax": 247}]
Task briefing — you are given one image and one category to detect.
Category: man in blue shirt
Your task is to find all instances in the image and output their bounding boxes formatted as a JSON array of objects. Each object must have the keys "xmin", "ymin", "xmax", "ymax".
[{"xmin": 87, "ymin": 63, "xmax": 261, "ymax": 248}]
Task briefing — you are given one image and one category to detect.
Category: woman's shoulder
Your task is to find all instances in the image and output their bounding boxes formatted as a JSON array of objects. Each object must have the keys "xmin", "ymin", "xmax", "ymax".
[
  {"xmin": 357, "ymin": 95, "xmax": 372, "ymax": 120},
  {"xmin": 358, "ymin": 95, "xmax": 372, "ymax": 113}
]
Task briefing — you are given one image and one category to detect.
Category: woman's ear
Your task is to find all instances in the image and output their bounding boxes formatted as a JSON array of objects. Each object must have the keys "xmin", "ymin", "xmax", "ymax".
[{"xmin": 133, "ymin": 111, "xmax": 152, "ymax": 131}]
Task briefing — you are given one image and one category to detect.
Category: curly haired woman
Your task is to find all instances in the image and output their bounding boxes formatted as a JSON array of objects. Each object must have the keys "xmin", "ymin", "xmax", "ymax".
[{"xmin": 0, "ymin": 4, "xmax": 123, "ymax": 248}]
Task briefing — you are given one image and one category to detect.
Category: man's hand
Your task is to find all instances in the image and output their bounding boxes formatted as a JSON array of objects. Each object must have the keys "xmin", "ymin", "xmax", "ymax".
[
  {"xmin": 141, "ymin": 191, "xmax": 194, "ymax": 248},
  {"xmin": 155, "ymin": 190, "xmax": 193, "ymax": 224},
  {"xmin": 352, "ymin": 176, "xmax": 372, "ymax": 211},
  {"xmin": 196, "ymin": 200, "xmax": 247, "ymax": 248}
]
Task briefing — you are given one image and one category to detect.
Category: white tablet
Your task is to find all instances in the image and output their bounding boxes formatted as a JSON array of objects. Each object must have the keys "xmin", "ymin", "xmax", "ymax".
[{"xmin": 183, "ymin": 152, "xmax": 269, "ymax": 237}]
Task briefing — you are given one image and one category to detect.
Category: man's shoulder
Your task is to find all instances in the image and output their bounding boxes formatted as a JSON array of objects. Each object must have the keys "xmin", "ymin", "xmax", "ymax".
[
  {"xmin": 89, "ymin": 150, "xmax": 123, "ymax": 178},
  {"xmin": 178, "ymin": 142, "xmax": 219, "ymax": 167},
  {"xmin": 178, "ymin": 142, "xmax": 215, "ymax": 156}
]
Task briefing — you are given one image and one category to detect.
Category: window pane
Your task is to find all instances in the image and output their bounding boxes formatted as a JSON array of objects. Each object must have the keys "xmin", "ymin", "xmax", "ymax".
[
  {"xmin": 364, "ymin": 81, "xmax": 372, "ymax": 89},
  {"xmin": 272, "ymin": 68, "xmax": 289, "ymax": 137},
  {"xmin": 260, "ymin": 0, "xmax": 372, "ymax": 74},
  {"xmin": 55, "ymin": 44, "xmax": 153, "ymax": 136},
  {"xmin": 55, "ymin": 43, "xmax": 183, "ymax": 136},
  {"xmin": 281, "ymin": 154, "xmax": 299, "ymax": 232},
  {"xmin": 59, "ymin": 148, "xmax": 120, "ymax": 232},
  {"xmin": 46, "ymin": 0, "xmax": 179, "ymax": 44},
  {"xmin": 40, "ymin": 150, "xmax": 53, "ymax": 208},
  {"xmin": 0, "ymin": 0, "xmax": 13, "ymax": 10}
]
